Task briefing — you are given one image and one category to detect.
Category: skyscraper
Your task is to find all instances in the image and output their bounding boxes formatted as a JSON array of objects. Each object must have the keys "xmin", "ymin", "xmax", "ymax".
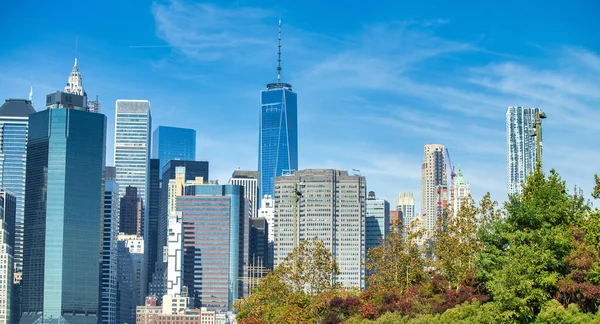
[
  {"xmin": 0, "ymin": 190, "xmax": 16, "ymax": 324},
  {"xmin": 178, "ymin": 184, "xmax": 249, "ymax": 310},
  {"xmin": 21, "ymin": 90, "xmax": 106, "ymax": 323},
  {"xmin": 274, "ymin": 169, "xmax": 366, "ymax": 289},
  {"xmin": 258, "ymin": 194, "xmax": 275, "ymax": 270},
  {"xmin": 259, "ymin": 20, "xmax": 298, "ymax": 200},
  {"xmin": 146, "ymin": 158, "xmax": 160, "ymax": 293},
  {"xmin": 63, "ymin": 57, "xmax": 87, "ymax": 106},
  {"xmin": 117, "ymin": 235, "xmax": 145, "ymax": 324},
  {"xmin": 451, "ymin": 166, "xmax": 471, "ymax": 217},
  {"xmin": 101, "ymin": 167, "xmax": 119, "ymax": 324},
  {"xmin": 152, "ymin": 126, "xmax": 196, "ymax": 169},
  {"xmin": 506, "ymin": 106, "xmax": 540, "ymax": 196},
  {"xmin": 421, "ymin": 144, "xmax": 447, "ymax": 238},
  {"xmin": 149, "ymin": 161, "xmax": 209, "ymax": 302},
  {"xmin": 119, "ymin": 186, "xmax": 144, "ymax": 236},
  {"xmin": 0, "ymin": 99, "xmax": 35, "ymax": 276},
  {"xmin": 114, "ymin": 100, "xmax": 151, "ymax": 201},
  {"xmin": 365, "ymin": 191, "xmax": 390, "ymax": 253},
  {"xmin": 229, "ymin": 170, "xmax": 259, "ymax": 218},
  {"xmin": 396, "ymin": 191, "xmax": 416, "ymax": 228}
]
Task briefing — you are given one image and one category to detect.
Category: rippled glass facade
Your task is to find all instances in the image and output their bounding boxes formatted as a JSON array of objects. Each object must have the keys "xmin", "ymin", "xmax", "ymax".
[
  {"xmin": 178, "ymin": 184, "xmax": 249, "ymax": 311},
  {"xmin": 506, "ymin": 106, "xmax": 540, "ymax": 196},
  {"xmin": 21, "ymin": 105, "xmax": 106, "ymax": 324},
  {"xmin": 152, "ymin": 126, "xmax": 196, "ymax": 169},
  {"xmin": 259, "ymin": 86, "xmax": 298, "ymax": 200}
]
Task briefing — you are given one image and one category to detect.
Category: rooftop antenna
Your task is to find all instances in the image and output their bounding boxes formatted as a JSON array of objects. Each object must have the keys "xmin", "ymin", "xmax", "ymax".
[
  {"xmin": 277, "ymin": 19, "xmax": 282, "ymax": 82},
  {"xmin": 75, "ymin": 35, "xmax": 79, "ymax": 66}
]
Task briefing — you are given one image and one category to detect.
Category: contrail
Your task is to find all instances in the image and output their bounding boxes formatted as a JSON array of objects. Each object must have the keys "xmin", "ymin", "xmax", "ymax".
[{"xmin": 129, "ymin": 44, "xmax": 203, "ymax": 49}]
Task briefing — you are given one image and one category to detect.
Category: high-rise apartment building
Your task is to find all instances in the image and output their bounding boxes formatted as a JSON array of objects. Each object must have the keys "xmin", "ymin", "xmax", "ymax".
[
  {"xmin": 21, "ymin": 90, "xmax": 106, "ymax": 323},
  {"xmin": 149, "ymin": 161, "xmax": 209, "ymax": 301},
  {"xmin": 421, "ymin": 144, "xmax": 447, "ymax": 237},
  {"xmin": 0, "ymin": 191, "xmax": 15, "ymax": 324},
  {"xmin": 259, "ymin": 21, "xmax": 298, "ymax": 200},
  {"xmin": 119, "ymin": 186, "xmax": 144, "ymax": 236},
  {"xmin": 0, "ymin": 99, "xmax": 35, "ymax": 275},
  {"xmin": 396, "ymin": 192, "xmax": 416, "ymax": 228},
  {"xmin": 506, "ymin": 106, "xmax": 540, "ymax": 196},
  {"xmin": 229, "ymin": 170, "xmax": 259, "ymax": 218},
  {"xmin": 177, "ymin": 184, "xmax": 249, "ymax": 310},
  {"xmin": 258, "ymin": 194, "xmax": 275, "ymax": 270},
  {"xmin": 274, "ymin": 169, "xmax": 366, "ymax": 289},
  {"xmin": 451, "ymin": 166, "xmax": 471, "ymax": 217},
  {"xmin": 365, "ymin": 191, "xmax": 390, "ymax": 253},
  {"xmin": 152, "ymin": 126, "xmax": 196, "ymax": 169},
  {"xmin": 114, "ymin": 100, "xmax": 151, "ymax": 201},
  {"xmin": 101, "ymin": 168, "xmax": 119, "ymax": 324}
]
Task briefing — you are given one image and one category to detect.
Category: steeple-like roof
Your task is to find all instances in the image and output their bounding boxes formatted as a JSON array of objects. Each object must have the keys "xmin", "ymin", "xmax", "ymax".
[
  {"xmin": 64, "ymin": 57, "xmax": 86, "ymax": 97},
  {"xmin": 455, "ymin": 165, "xmax": 467, "ymax": 186},
  {"xmin": 0, "ymin": 99, "xmax": 36, "ymax": 117}
]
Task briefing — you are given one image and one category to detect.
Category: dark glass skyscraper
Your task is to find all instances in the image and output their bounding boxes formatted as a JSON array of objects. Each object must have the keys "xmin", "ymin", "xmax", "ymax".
[
  {"xmin": 21, "ymin": 91, "xmax": 106, "ymax": 324},
  {"xmin": 259, "ymin": 21, "xmax": 298, "ymax": 199},
  {"xmin": 146, "ymin": 158, "xmax": 160, "ymax": 293},
  {"xmin": 152, "ymin": 126, "xmax": 196, "ymax": 169}
]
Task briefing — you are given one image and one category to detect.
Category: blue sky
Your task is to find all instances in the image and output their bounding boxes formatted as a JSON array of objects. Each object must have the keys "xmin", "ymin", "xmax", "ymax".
[{"xmin": 1, "ymin": 0, "xmax": 599, "ymax": 209}]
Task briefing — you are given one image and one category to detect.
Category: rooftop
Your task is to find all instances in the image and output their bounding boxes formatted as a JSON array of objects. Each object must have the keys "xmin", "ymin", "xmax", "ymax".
[{"xmin": 0, "ymin": 99, "xmax": 36, "ymax": 117}]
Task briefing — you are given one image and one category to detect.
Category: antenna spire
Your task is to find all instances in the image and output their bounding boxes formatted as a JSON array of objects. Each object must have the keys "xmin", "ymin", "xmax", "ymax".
[
  {"xmin": 277, "ymin": 19, "xmax": 282, "ymax": 82},
  {"xmin": 75, "ymin": 35, "xmax": 79, "ymax": 67}
]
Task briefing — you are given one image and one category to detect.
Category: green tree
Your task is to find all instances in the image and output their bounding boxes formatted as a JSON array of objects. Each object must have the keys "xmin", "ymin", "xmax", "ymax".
[
  {"xmin": 593, "ymin": 174, "xmax": 600, "ymax": 200},
  {"xmin": 278, "ymin": 236, "xmax": 340, "ymax": 295},
  {"xmin": 433, "ymin": 195, "xmax": 481, "ymax": 290},
  {"xmin": 366, "ymin": 220, "xmax": 428, "ymax": 293}
]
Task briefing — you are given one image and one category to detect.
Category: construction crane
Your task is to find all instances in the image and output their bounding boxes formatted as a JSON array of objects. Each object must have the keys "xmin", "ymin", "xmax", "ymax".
[{"xmin": 445, "ymin": 148, "xmax": 456, "ymax": 215}]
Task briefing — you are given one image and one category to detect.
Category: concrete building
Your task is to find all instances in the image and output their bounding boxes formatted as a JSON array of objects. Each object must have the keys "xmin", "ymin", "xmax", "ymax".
[
  {"xmin": 0, "ymin": 98, "xmax": 35, "ymax": 277},
  {"xmin": 396, "ymin": 191, "xmax": 416, "ymax": 233},
  {"xmin": 87, "ymin": 96, "xmax": 100, "ymax": 113},
  {"xmin": 507, "ymin": 106, "xmax": 540, "ymax": 196},
  {"xmin": 273, "ymin": 169, "xmax": 366, "ymax": 289},
  {"xmin": 451, "ymin": 166, "xmax": 471, "ymax": 217},
  {"xmin": 177, "ymin": 184, "xmax": 249, "ymax": 310},
  {"xmin": 165, "ymin": 211, "xmax": 184, "ymax": 298},
  {"xmin": 21, "ymin": 89, "xmax": 106, "ymax": 323},
  {"xmin": 150, "ymin": 161, "xmax": 209, "ymax": 301},
  {"xmin": 258, "ymin": 194, "xmax": 275, "ymax": 270},
  {"xmin": 365, "ymin": 191, "xmax": 389, "ymax": 253},
  {"xmin": 229, "ymin": 170, "xmax": 259, "ymax": 218},
  {"xmin": 421, "ymin": 144, "xmax": 447, "ymax": 238},
  {"xmin": 117, "ymin": 234, "xmax": 146, "ymax": 324},
  {"xmin": 120, "ymin": 186, "xmax": 144, "ymax": 236},
  {"xmin": 101, "ymin": 169, "xmax": 119, "ymax": 324}
]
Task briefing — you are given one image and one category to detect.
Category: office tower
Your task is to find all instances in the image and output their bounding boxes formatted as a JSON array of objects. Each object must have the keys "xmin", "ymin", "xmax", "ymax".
[
  {"xmin": 87, "ymin": 95, "xmax": 100, "ymax": 113},
  {"xmin": 0, "ymin": 99, "xmax": 35, "ymax": 276},
  {"xmin": 63, "ymin": 57, "xmax": 88, "ymax": 105},
  {"xmin": 165, "ymin": 212, "xmax": 184, "ymax": 297},
  {"xmin": 274, "ymin": 169, "xmax": 366, "ymax": 289},
  {"xmin": 258, "ymin": 195, "xmax": 275, "ymax": 269},
  {"xmin": 229, "ymin": 170, "xmax": 259, "ymax": 218},
  {"xmin": 114, "ymin": 100, "xmax": 151, "ymax": 202},
  {"xmin": 396, "ymin": 192, "xmax": 416, "ymax": 228},
  {"xmin": 507, "ymin": 106, "xmax": 540, "ymax": 196},
  {"xmin": 117, "ymin": 234, "xmax": 145, "ymax": 322},
  {"xmin": 365, "ymin": 191, "xmax": 390, "ymax": 253},
  {"xmin": 0, "ymin": 191, "xmax": 15, "ymax": 324},
  {"xmin": 119, "ymin": 186, "xmax": 144, "ymax": 236},
  {"xmin": 390, "ymin": 210, "xmax": 400, "ymax": 227},
  {"xmin": 152, "ymin": 126, "xmax": 196, "ymax": 168},
  {"xmin": 250, "ymin": 218, "xmax": 268, "ymax": 266},
  {"xmin": 21, "ymin": 90, "xmax": 106, "ymax": 323},
  {"xmin": 421, "ymin": 144, "xmax": 447, "ymax": 238},
  {"xmin": 149, "ymin": 160, "xmax": 209, "ymax": 301},
  {"xmin": 101, "ymin": 168, "xmax": 119, "ymax": 324},
  {"xmin": 451, "ymin": 166, "xmax": 471, "ymax": 217},
  {"xmin": 146, "ymin": 158, "xmax": 160, "ymax": 293},
  {"xmin": 259, "ymin": 20, "xmax": 298, "ymax": 200},
  {"xmin": 178, "ymin": 184, "xmax": 249, "ymax": 310}
]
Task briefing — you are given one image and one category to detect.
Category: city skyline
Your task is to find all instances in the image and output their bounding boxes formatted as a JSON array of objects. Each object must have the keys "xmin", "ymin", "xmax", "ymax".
[{"xmin": 1, "ymin": 1, "xmax": 599, "ymax": 208}]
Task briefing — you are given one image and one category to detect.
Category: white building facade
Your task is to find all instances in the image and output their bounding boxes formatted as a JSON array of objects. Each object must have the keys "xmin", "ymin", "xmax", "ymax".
[
  {"xmin": 273, "ymin": 169, "xmax": 366, "ymax": 289},
  {"xmin": 396, "ymin": 192, "xmax": 415, "ymax": 228},
  {"xmin": 421, "ymin": 144, "xmax": 447, "ymax": 238},
  {"xmin": 506, "ymin": 106, "xmax": 540, "ymax": 196},
  {"xmin": 229, "ymin": 170, "xmax": 259, "ymax": 218},
  {"xmin": 451, "ymin": 166, "xmax": 471, "ymax": 217}
]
